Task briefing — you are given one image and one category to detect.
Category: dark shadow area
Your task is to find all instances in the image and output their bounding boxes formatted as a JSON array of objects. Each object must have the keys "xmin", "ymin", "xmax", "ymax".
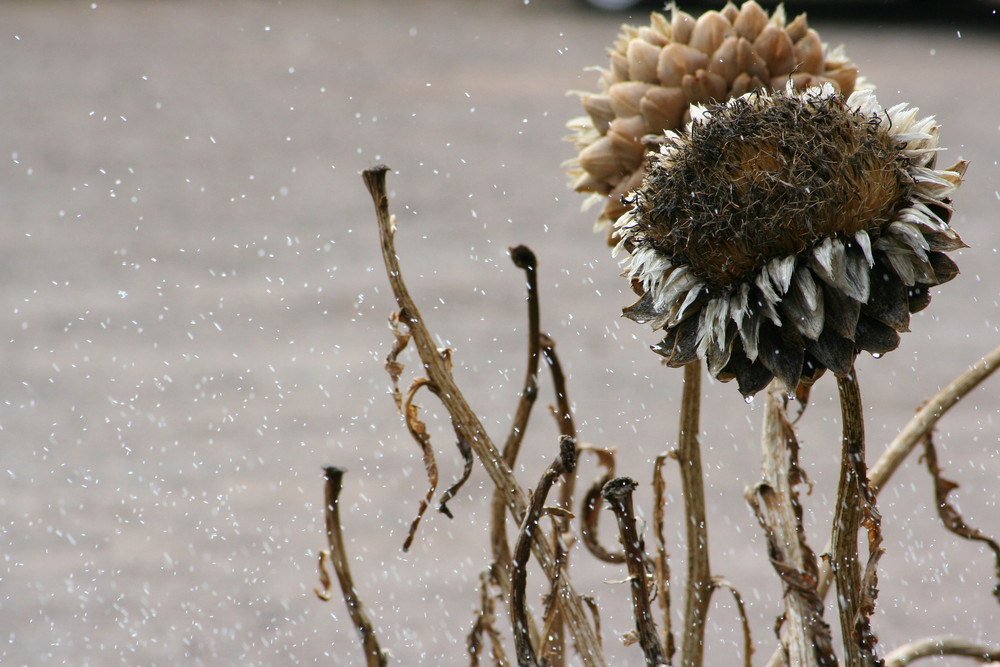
[{"xmin": 571, "ymin": 0, "xmax": 1000, "ymax": 31}]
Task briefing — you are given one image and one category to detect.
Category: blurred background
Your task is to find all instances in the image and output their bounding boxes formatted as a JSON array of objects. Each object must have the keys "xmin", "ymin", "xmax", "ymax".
[{"xmin": 1, "ymin": 0, "xmax": 998, "ymax": 664}]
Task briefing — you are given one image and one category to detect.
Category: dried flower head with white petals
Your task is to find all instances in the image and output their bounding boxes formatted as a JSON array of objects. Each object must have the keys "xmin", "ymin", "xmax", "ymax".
[
  {"xmin": 615, "ymin": 83, "xmax": 967, "ymax": 397},
  {"xmin": 566, "ymin": 0, "xmax": 865, "ymax": 244}
]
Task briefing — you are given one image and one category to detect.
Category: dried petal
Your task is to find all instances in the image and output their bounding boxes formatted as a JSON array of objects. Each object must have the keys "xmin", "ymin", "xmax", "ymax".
[
  {"xmin": 689, "ymin": 10, "xmax": 734, "ymax": 56},
  {"xmin": 864, "ymin": 260, "xmax": 911, "ymax": 333},
  {"xmin": 753, "ymin": 24, "xmax": 796, "ymax": 78},
  {"xmin": 854, "ymin": 315, "xmax": 901, "ymax": 355},
  {"xmin": 757, "ymin": 319, "xmax": 805, "ymax": 392},
  {"xmin": 804, "ymin": 327, "xmax": 855, "ymax": 375},
  {"xmin": 733, "ymin": 0, "xmax": 769, "ymax": 41},
  {"xmin": 628, "ymin": 38, "xmax": 662, "ymax": 84}
]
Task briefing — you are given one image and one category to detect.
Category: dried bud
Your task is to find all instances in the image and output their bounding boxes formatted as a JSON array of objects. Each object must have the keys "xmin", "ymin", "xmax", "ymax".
[{"xmin": 566, "ymin": 1, "xmax": 869, "ymax": 243}]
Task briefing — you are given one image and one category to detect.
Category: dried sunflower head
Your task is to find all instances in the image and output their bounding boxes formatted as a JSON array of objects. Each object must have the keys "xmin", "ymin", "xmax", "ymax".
[
  {"xmin": 566, "ymin": 0, "xmax": 865, "ymax": 244},
  {"xmin": 615, "ymin": 83, "xmax": 967, "ymax": 397}
]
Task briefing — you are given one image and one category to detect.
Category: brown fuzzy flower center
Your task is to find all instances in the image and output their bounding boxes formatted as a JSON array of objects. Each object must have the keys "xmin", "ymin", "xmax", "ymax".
[{"xmin": 632, "ymin": 91, "xmax": 907, "ymax": 288}]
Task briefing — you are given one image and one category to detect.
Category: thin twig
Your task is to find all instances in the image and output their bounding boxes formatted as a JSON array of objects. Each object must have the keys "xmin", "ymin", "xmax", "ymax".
[
  {"xmin": 364, "ymin": 165, "xmax": 605, "ymax": 666},
  {"xmin": 676, "ymin": 360, "xmax": 711, "ymax": 667},
  {"xmin": 603, "ymin": 477, "xmax": 667, "ymax": 667},
  {"xmin": 512, "ymin": 437, "xmax": 579, "ymax": 667},
  {"xmin": 709, "ymin": 578, "xmax": 753, "ymax": 667},
  {"xmin": 869, "ymin": 342, "xmax": 1000, "ymax": 494},
  {"xmin": 468, "ymin": 569, "xmax": 510, "ymax": 667},
  {"xmin": 316, "ymin": 467, "xmax": 389, "ymax": 667},
  {"xmin": 883, "ymin": 636, "xmax": 1000, "ymax": 666},
  {"xmin": 489, "ymin": 245, "xmax": 543, "ymax": 556}
]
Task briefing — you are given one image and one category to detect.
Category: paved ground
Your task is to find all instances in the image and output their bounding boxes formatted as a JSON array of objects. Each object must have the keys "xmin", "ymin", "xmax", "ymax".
[{"xmin": 1, "ymin": 1, "xmax": 998, "ymax": 664}]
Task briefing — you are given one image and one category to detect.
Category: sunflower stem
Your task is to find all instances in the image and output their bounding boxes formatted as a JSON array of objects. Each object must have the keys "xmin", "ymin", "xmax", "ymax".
[
  {"xmin": 678, "ymin": 360, "xmax": 712, "ymax": 667},
  {"xmin": 763, "ymin": 343, "xmax": 1000, "ymax": 667},
  {"xmin": 831, "ymin": 368, "xmax": 876, "ymax": 667},
  {"xmin": 749, "ymin": 384, "xmax": 834, "ymax": 667}
]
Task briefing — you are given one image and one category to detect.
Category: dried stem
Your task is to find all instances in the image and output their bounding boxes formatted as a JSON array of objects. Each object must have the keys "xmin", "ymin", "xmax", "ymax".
[
  {"xmin": 487, "ymin": 246, "xmax": 544, "ymax": 652},
  {"xmin": 579, "ymin": 445, "xmax": 624, "ymax": 564},
  {"xmin": 504, "ymin": 245, "xmax": 543, "ymax": 462},
  {"xmin": 316, "ymin": 466, "xmax": 389, "ymax": 667},
  {"xmin": 831, "ymin": 369, "xmax": 880, "ymax": 667},
  {"xmin": 869, "ymin": 342, "xmax": 1000, "ymax": 494},
  {"xmin": 815, "ymin": 342, "xmax": 1000, "ymax": 600},
  {"xmin": 467, "ymin": 570, "xmax": 509, "ymax": 667},
  {"xmin": 363, "ymin": 166, "xmax": 604, "ymax": 665},
  {"xmin": 883, "ymin": 636, "xmax": 1000, "ymax": 666},
  {"xmin": 766, "ymin": 342, "xmax": 1000, "ymax": 667},
  {"xmin": 708, "ymin": 578, "xmax": 753, "ymax": 667},
  {"xmin": 542, "ymin": 333, "xmax": 578, "ymax": 666},
  {"xmin": 677, "ymin": 360, "xmax": 711, "ymax": 667},
  {"xmin": 603, "ymin": 477, "xmax": 667, "ymax": 667},
  {"xmin": 652, "ymin": 454, "xmax": 675, "ymax": 662},
  {"xmin": 749, "ymin": 384, "xmax": 834, "ymax": 667},
  {"xmin": 512, "ymin": 437, "xmax": 578, "ymax": 667}
]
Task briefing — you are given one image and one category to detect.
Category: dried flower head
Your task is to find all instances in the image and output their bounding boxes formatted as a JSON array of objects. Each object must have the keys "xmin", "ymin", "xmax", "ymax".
[
  {"xmin": 566, "ymin": 0, "xmax": 865, "ymax": 244},
  {"xmin": 615, "ymin": 83, "xmax": 967, "ymax": 397}
]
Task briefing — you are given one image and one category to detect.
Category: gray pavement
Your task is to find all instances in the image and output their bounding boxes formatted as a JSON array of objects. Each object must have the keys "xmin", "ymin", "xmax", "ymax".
[{"xmin": 1, "ymin": 1, "xmax": 998, "ymax": 664}]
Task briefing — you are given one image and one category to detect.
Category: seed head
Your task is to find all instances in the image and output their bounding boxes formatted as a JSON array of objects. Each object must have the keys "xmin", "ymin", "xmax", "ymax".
[{"xmin": 616, "ymin": 83, "xmax": 967, "ymax": 396}]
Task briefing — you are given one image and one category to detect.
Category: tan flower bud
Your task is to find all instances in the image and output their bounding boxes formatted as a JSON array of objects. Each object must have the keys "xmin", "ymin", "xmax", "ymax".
[{"xmin": 568, "ymin": 1, "xmax": 868, "ymax": 243}]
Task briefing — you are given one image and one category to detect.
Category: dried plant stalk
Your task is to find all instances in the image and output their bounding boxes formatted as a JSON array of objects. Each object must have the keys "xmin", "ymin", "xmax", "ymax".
[
  {"xmin": 652, "ymin": 453, "xmax": 676, "ymax": 662},
  {"xmin": 467, "ymin": 570, "xmax": 509, "ymax": 667},
  {"xmin": 883, "ymin": 636, "xmax": 1000, "ymax": 666},
  {"xmin": 676, "ymin": 360, "xmax": 712, "ymax": 667},
  {"xmin": 603, "ymin": 477, "xmax": 667, "ymax": 667},
  {"xmin": 749, "ymin": 383, "xmax": 834, "ymax": 667},
  {"xmin": 870, "ymin": 342, "xmax": 1000, "ymax": 494},
  {"xmin": 363, "ymin": 166, "xmax": 604, "ymax": 666},
  {"xmin": 315, "ymin": 466, "xmax": 389, "ymax": 667},
  {"xmin": 814, "ymin": 342, "xmax": 1000, "ymax": 602},
  {"xmin": 579, "ymin": 445, "xmax": 624, "ymax": 564},
  {"xmin": 542, "ymin": 333, "xmax": 579, "ymax": 666},
  {"xmin": 511, "ymin": 437, "xmax": 578, "ymax": 667},
  {"xmin": 764, "ymin": 342, "xmax": 1000, "ymax": 667},
  {"xmin": 708, "ymin": 578, "xmax": 753, "ymax": 667},
  {"xmin": 487, "ymin": 246, "xmax": 545, "ymax": 654},
  {"xmin": 831, "ymin": 369, "xmax": 881, "ymax": 667}
]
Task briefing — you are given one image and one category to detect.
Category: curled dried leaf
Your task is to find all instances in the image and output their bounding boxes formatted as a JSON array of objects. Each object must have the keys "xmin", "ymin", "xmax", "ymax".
[
  {"xmin": 385, "ymin": 311, "xmax": 412, "ymax": 412},
  {"xmin": 921, "ymin": 433, "xmax": 1000, "ymax": 604},
  {"xmin": 314, "ymin": 550, "xmax": 333, "ymax": 601},
  {"xmin": 402, "ymin": 378, "xmax": 440, "ymax": 552}
]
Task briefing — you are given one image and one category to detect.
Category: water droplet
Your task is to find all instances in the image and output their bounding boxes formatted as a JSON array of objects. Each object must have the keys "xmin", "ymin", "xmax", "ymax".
[
  {"xmin": 744, "ymin": 395, "xmax": 754, "ymax": 404},
  {"xmin": 872, "ymin": 352, "xmax": 882, "ymax": 359}
]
